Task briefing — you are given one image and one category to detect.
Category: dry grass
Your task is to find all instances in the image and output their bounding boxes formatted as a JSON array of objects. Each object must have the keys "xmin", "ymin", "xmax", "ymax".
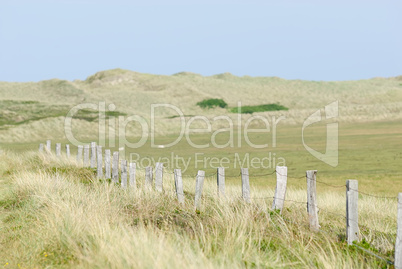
[
  {"xmin": 0, "ymin": 151, "xmax": 397, "ymax": 268},
  {"xmin": 1, "ymin": 69, "xmax": 402, "ymax": 142}
]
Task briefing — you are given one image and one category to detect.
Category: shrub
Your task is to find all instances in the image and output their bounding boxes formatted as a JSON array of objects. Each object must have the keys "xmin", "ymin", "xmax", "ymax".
[
  {"xmin": 196, "ymin": 98, "xmax": 228, "ymax": 109},
  {"xmin": 230, "ymin": 103, "xmax": 288, "ymax": 114}
]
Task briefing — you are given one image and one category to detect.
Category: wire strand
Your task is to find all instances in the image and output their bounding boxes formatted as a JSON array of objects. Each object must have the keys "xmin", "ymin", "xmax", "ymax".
[
  {"xmin": 352, "ymin": 243, "xmax": 394, "ymax": 265},
  {"xmin": 348, "ymin": 188, "xmax": 397, "ymax": 200}
]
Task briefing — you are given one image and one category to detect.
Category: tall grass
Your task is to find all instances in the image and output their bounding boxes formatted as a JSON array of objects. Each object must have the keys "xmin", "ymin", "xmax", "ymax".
[{"xmin": 0, "ymin": 151, "xmax": 397, "ymax": 268}]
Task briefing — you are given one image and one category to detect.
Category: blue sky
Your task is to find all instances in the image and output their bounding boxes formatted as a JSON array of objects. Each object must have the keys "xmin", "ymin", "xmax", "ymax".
[{"xmin": 0, "ymin": 0, "xmax": 401, "ymax": 82}]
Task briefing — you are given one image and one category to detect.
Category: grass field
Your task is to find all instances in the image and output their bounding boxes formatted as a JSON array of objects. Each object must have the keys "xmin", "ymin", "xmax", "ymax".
[
  {"xmin": 2, "ymin": 120, "xmax": 401, "ymax": 196},
  {"xmin": 0, "ymin": 152, "xmax": 398, "ymax": 268}
]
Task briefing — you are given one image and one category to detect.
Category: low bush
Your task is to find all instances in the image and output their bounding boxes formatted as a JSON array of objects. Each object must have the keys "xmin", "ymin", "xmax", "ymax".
[
  {"xmin": 230, "ymin": 103, "xmax": 288, "ymax": 114},
  {"xmin": 196, "ymin": 98, "xmax": 228, "ymax": 109}
]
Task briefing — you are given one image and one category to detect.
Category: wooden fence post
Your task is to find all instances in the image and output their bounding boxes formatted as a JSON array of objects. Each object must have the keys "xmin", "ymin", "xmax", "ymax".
[
  {"xmin": 105, "ymin": 149, "xmax": 111, "ymax": 179},
  {"xmin": 56, "ymin": 143, "xmax": 61, "ymax": 157},
  {"xmin": 217, "ymin": 167, "xmax": 225, "ymax": 196},
  {"xmin": 77, "ymin": 145, "xmax": 83, "ymax": 163},
  {"xmin": 272, "ymin": 166, "xmax": 287, "ymax": 213},
  {"xmin": 145, "ymin": 166, "xmax": 153, "ymax": 190},
  {"xmin": 96, "ymin": 145, "xmax": 103, "ymax": 179},
  {"xmin": 174, "ymin": 169, "xmax": 184, "ymax": 204},
  {"xmin": 129, "ymin": 163, "xmax": 136, "ymax": 189},
  {"xmin": 112, "ymin": 151, "xmax": 119, "ymax": 184},
  {"xmin": 90, "ymin": 142, "xmax": 96, "ymax": 168},
  {"xmin": 195, "ymin": 170, "xmax": 205, "ymax": 211},
  {"xmin": 155, "ymin": 162, "xmax": 163, "ymax": 192},
  {"xmin": 241, "ymin": 168, "xmax": 251, "ymax": 203},
  {"xmin": 121, "ymin": 160, "xmax": 127, "ymax": 189},
  {"xmin": 395, "ymin": 193, "xmax": 402, "ymax": 268},
  {"xmin": 84, "ymin": 145, "xmax": 90, "ymax": 167},
  {"xmin": 46, "ymin": 140, "xmax": 51, "ymax": 153},
  {"xmin": 39, "ymin": 143, "xmax": 44, "ymax": 153},
  {"xmin": 66, "ymin": 144, "xmax": 70, "ymax": 158},
  {"xmin": 306, "ymin": 170, "xmax": 319, "ymax": 231},
  {"xmin": 346, "ymin": 179, "xmax": 359, "ymax": 245}
]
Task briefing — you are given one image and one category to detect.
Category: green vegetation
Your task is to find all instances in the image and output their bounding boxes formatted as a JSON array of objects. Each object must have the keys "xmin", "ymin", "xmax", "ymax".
[
  {"xmin": 196, "ymin": 98, "xmax": 228, "ymax": 109},
  {"xmin": 104, "ymin": 111, "xmax": 127, "ymax": 117},
  {"xmin": 0, "ymin": 100, "xmax": 127, "ymax": 129},
  {"xmin": 166, "ymin": 114, "xmax": 195, "ymax": 119},
  {"xmin": 0, "ymin": 100, "xmax": 69, "ymax": 128},
  {"xmin": 230, "ymin": 103, "xmax": 288, "ymax": 114}
]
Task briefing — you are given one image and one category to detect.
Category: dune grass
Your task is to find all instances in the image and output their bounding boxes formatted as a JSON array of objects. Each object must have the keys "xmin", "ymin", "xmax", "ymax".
[
  {"xmin": 0, "ymin": 151, "xmax": 398, "ymax": 268},
  {"xmin": 1, "ymin": 69, "xmax": 402, "ymax": 142},
  {"xmin": 0, "ymin": 100, "xmax": 129, "ymax": 130}
]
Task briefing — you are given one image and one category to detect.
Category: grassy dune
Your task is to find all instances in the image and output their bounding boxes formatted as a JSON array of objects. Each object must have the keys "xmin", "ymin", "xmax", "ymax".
[
  {"xmin": 1, "ymin": 69, "xmax": 402, "ymax": 142},
  {"xmin": 0, "ymin": 152, "xmax": 398, "ymax": 268}
]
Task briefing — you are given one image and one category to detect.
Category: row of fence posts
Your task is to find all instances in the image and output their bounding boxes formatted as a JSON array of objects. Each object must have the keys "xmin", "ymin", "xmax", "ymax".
[
  {"xmin": 39, "ymin": 140, "xmax": 402, "ymax": 267},
  {"xmin": 39, "ymin": 140, "xmax": 71, "ymax": 158}
]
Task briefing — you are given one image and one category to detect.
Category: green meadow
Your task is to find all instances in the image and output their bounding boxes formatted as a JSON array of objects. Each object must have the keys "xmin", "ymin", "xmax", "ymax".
[{"xmin": 2, "ymin": 120, "xmax": 401, "ymax": 195}]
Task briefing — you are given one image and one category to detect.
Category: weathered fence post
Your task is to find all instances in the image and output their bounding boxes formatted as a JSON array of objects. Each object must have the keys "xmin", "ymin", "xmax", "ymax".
[
  {"xmin": 90, "ymin": 142, "xmax": 96, "ymax": 168},
  {"xmin": 121, "ymin": 160, "xmax": 127, "ymax": 189},
  {"xmin": 96, "ymin": 145, "xmax": 103, "ymax": 179},
  {"xmin": 155, "ymin": 162, "xmax": 163, "ymax": 192},
  {"xmin": 241, "ymin": 168, "xmax": 251, "ymax": 203},
  {"xmin": 346, "ymin": 179, "xmax": 359, "ymax": 245},
  {"xmin": 306, "ymin": 170, "xmax": 319, "ymax": 231},
  {"xmin": 129, "ymin": 163, "xmax": 136, "ymax": 189},
  {"xmin": 395, "ymin": 193, "xmax": 402, "ymax": 268},
  {"xmin": 112, "ymin": 151, "xmax": 119, "ymax": 184},
  {"xmin": 105, "ymin": 149, "xmax": 111, "ymax": 179},
  {"xmin": 272, "ymin": 166, "xmax": 287, "ymax": 213},
  {"xmin": 145, "ymin": 166, "xmax": 153, "ymax": 190},
  {"xmin": 39, "ymin": 143, "xmax": 44, "ymax": 153},
  {"xmin": 66, "ymin": 144, "xmax": 70, "ymax": 158},
  {"xmin": 77, "ymin": 145, "xmax": 83, "ymax": 163},
  {"xmin": 217, "ymin": 167, "xmax": 225, "ymax": 196},
  {"xmin": 195, "ymin": 170, "xmax": 205, "ymax": 211},
  {"xmin": 46, "ymin": 140, "xmax": 51, "ymax": 153},
  {"xmin": 83, "ymin": 145, "xmax": 90, "ymax": 167},
  {"xmin": 174, "ymin": 169, "xmax": 184, "ymax": 204},
  {"xmin": 56, "ymin": 143, "xmax": 61, "ymax": 157}
]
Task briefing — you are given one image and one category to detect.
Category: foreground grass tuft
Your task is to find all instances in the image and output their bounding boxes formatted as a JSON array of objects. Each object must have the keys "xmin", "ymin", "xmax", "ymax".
[{"xmin": 0, "ymin": 151, "xmax": 397, "ymax": 268}]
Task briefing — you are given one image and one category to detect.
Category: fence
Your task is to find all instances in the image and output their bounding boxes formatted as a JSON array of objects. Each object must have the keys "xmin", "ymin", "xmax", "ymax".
[{"xmin": 39, "ymin": 140, "xmax": 402, "ymax": 267}]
